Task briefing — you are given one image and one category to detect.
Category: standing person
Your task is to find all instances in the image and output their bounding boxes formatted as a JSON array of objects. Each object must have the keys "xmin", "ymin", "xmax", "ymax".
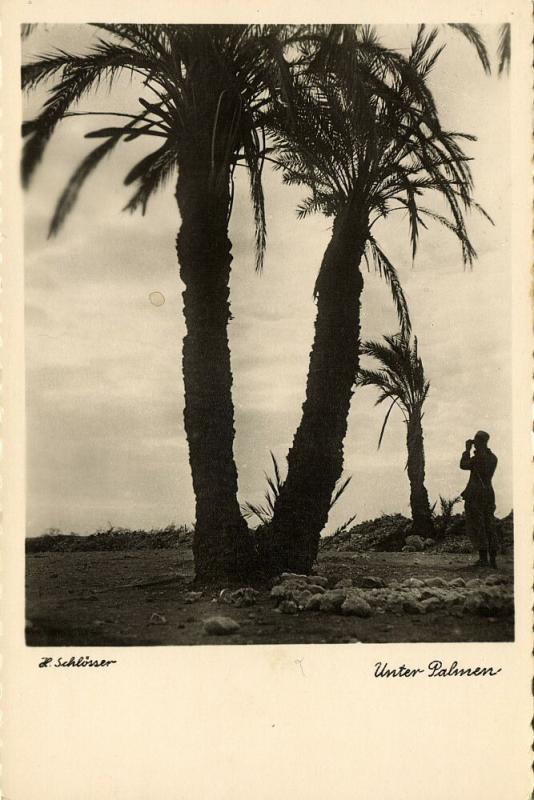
[{"xmin": 460, "ymin": 431, "xmax": 498, "ymax": 568}]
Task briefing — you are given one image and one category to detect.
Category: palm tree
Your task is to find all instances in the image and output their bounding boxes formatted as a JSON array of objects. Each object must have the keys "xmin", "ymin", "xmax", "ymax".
[
  {"xmin": 22, "ymin": 23, "xmax": 294, "ymax": 582},
  {"xmin": 265, "ymin": 26, "xmax": 489, "ymax": 574},
  {"xmin": 356, "ymin": 333, "xmax": 433, "ymax": 538}
]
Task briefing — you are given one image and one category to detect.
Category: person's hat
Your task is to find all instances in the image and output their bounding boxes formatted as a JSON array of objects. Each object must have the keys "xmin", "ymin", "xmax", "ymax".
[{"xmin": 474, "ymin": 430, "xmax": 490, "ymax": 444}]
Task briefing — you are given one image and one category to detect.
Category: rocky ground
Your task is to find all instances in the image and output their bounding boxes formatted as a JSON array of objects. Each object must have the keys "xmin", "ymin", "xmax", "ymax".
[{"xmin": 26, "ymin": 516, "xmax": 514, "ymax": 645}]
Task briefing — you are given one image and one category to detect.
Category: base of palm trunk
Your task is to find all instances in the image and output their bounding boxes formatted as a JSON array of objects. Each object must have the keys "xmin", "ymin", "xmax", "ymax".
[
  {"xmin": 410, "ymin": 514, "xmax": 435, "ymax": 539},
  {"xmin": 193, "ymin": 522, "xmax": 260, "ymax": 584},
  {"xmin": 260, "ymin": 519, "xmax": 320, "ymax": 577}
]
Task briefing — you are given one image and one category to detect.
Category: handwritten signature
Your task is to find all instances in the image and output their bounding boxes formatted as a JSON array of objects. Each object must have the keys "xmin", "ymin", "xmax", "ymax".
[{"xmin": 39, "ymin": 656, "xmax": 117, "ymax": 668}]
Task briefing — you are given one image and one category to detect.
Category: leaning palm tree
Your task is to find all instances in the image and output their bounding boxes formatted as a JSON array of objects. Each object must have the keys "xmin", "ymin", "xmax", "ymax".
[
  {"xmin": 356, "ymin": 333, "xmax": 433, "ymax": 538},
  {"xmin": 265, "ymin": 26, "xmax": 489, "ymax": 573},
  {"xmin": 22, "ymin": 23, "xmax": 295, "ymax": 582}
]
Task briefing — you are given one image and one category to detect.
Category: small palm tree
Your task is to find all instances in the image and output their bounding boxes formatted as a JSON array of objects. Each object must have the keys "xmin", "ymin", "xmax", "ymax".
[
  {"xmin": 22, "ymin": 23, "xmax": 294, "ymax": 582},
  {"xmin": 265, "ymin": 25, "xmax": 489, "ymax": 573},
  {"xmin": 356, "ymin": 333, "xmax": 433, "ymax": 537}
]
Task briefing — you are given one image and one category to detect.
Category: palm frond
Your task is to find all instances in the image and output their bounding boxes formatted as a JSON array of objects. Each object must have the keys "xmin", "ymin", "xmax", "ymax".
[
  {"xmin": 447, "ymin": 24, "xmax": 491, "ymax": 74},
  {"xmin": 365, "ymin": 237, "xmax": 412, "ymax": 338},
  {"xmin": 330, "ymin": 474, "xmax": 352, "ymax": 508},
  {"xmin": 21, "ymin": 41, "xmax": 158, "ymax": 186},
  {"xmin": 497, "ymin": 23, "xmax": 511, "ymax": 75},
  {"xmin": 49, "ymin": 135, "xmax": 121, "ymax": 236},
  {"xmin": 124, "ymin": 143, "xmax": 177, "ymax": 215}
]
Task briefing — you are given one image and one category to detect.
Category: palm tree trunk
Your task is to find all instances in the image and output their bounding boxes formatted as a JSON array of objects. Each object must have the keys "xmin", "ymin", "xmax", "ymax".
[
  {"xmin": 269, "ymin": 211, "xmax": 367, "ymax": 574},
  {"xmin": 175, "ymin": 165, "xmax": 256, "ymax": 583},
  {"xmin": 406, "ymin": 409, "xmax": 434, "ymax": 538}
]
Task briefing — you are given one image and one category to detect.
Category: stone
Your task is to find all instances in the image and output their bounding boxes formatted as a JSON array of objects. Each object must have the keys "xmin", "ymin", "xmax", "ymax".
[
  {"xmin": 466, "ymin": 578, "xmax": 483, "ymax": 589},
  {"xmin": 359, "ymin": 576, "xmax": 386, "ymax": 589},
  {"xmin": 462, "ymin": 591, "xmax": 505, "ymax": 617},
  {"xmin": 403, "ymin": 597, "xmax": 427, "ymax": 614},
  {"xmin": 225, "ymin": 587, "xmax": 259, "ymax": 607},
  {"xmin": 278, "ymin": 600, "xmax": 298, "ymax": 615},
  {"xmin": 421, "ymin": 597, "xmax": 442, "ymax": 613},
  {"xmin": 425, "ymin": 577, "xmax": 448, "ymax": 588},
  {"xmin": 184, "ymin": 591, "xmax": 203, "ymax": 603},
  {"xmin": 306, "ymin": 584, "xmax": 326, "ymax": 595},
  {"xmin": 449, "ymin": 577, "xmax": 466, "ymax": 587},
  {"xmin": 271, "ymin": 584, "xmax": 290, "ymax": 600},
  {"xmin": 335, "ymin": 578, "xmax": 353, "ymax": 589},
  {"xmin": 319, "ymin": 589, "xmax": 347, "ymax": 612},
  {"xmin": 307, "ymin": 575, "xmax": 329, "ymax": 588},
  {"xmin": 203, "ymin": 616, "xmax": 240, "ymax": 635},
  {"xmin": 386, "ymin": 600, "xmax": 405, "ymax": 614},
  {"xmin": 341, "ymin": 596, "xmax": 373, "ymax": 617},
  {"xmin": 484, "ymin": 574, "xmax": 509, "ymax": 585},
  {"xmin": 401, "ymin": 578, "xmax": 426, "ymax": 588},
  {"xmin": 305, "ymin": 593, "xmax": 323, "ymax": 611},
  {"xmin": 292, "ymin": 590, "xmax": 312, "ymax": 608},
  {"xmin": 405, "ymin": 535, "xmax": 425, "ymax": 551},
  {"xmin": 402, "ymin": 545, "xmax": 416, "ymax": 552},
  {"xmin": 149, "ymin": 612, "xmax": 168, "ymax": 625},
  {"xmin": 280, "ymin": 572, "xmax": 308, "ymax": 581}
]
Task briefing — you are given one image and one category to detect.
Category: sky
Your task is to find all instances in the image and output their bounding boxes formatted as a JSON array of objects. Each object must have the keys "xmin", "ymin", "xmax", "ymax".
[{"xmin": 22, "ymin": 24, "xmax": 512, "ymax": 536}]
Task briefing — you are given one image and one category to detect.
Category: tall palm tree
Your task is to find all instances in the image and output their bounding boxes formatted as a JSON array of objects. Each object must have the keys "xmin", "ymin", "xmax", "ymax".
[
  {"xmin": 22, "ymin": 23, "xmax": 294, "ymax": 582},
  {"xmin": 356, "ymin": 333, "xmax": 433, "ymax": 537},
  {"xmin": 265, "ymin": 26, "xmax": 488, "ymax": 574}
]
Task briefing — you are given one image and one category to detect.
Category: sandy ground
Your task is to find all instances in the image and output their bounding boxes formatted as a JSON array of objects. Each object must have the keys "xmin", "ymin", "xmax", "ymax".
[{"xmin": 25, "ymin": 544, "xmax": 514, "ymax": 646}]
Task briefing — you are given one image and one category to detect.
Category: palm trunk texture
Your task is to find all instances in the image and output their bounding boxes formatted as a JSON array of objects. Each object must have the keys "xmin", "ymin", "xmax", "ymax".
[
  {"xmin": 176, "ymin": 165, "xmax": 255, "ymax": 582},
  {"xmin": 406, "ymin": 410, "xmax": 434, "ymax": 538},
  {"xmin": 269, "ymin": 212, "xmax": 367, "ymax": 574}
]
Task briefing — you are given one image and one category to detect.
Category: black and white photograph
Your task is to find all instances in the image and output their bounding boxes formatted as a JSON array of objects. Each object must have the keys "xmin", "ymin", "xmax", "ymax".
[
  {"xmin": 3, "ymin": 3, "xmax": 533, "ymax": 799},
  {"xmin": 22, "ymin": 21, "xmax": 516, "ymax": 646}
]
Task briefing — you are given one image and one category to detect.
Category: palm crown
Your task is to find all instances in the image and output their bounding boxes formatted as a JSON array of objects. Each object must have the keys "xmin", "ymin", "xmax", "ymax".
[
  {"xmin": 357, "ymin": 332, "xmax": 430, "ymax": 447},
  {"xmin": 267, "ymin": 26, "xmax": 491, "ymax": 334},
  {"xmin": 22, "ymin": 24, "xmax": 296, "ymax": 268}
]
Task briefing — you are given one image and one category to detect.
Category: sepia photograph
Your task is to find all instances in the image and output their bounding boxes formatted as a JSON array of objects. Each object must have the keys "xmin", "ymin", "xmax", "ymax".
[{"xmin": 22, "ymin": 22, "xmax": 515, "ymax": 647}]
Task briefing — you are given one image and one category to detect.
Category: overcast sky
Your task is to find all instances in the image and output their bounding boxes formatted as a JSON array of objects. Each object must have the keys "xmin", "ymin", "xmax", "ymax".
[{"xmin": 23, "ymin": 24, "xmax": 511, "ymax": 536}]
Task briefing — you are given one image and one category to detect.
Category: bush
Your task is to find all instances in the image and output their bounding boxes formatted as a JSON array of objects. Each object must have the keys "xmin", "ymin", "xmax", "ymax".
[{"xmin": 26, "ymin": 524, "xmax": 193, "ymax": 553}]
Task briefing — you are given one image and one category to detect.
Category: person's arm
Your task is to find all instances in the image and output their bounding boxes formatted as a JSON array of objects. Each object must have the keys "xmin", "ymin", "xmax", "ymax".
[{"xmin": 460, "ymin": 440, "xmax": 474, "ymax": 470}]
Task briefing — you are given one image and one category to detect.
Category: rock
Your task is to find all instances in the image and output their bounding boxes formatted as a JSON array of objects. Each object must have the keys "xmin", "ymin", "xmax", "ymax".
[
  {"xmin": 423, "ymin": 538, "xmax": 435, "ymax": 549},
  {"xmin": 341, "ymin": 596, "xmax": 373, "ymax": 617},
  {"xmin": 386, "ymin": 599, "xmax": 405, "ymax": 614},
  {"xmin": 184, "ymin": 591, "xmax": 203, "ymax": 604},
  {"xmin": 462, "ymin": 591, "xmax": 508, "ymax": 617},
  {"xmin": 401, "ymin": 578, "xmax": 425, "ymax": 588},
  {"xmin": 359, "ymin": 576, "xmax": 386, "ymax": 589},
  {"xmin": 280, "ymin": 572, "xmax": 308, "ymax": 581},
  {"xmin": 271, "ymin": 584, "xmax": 290, "ymax": 600},
  {"xmin": 307, "ymin": 575, "xmax": 329, "ymax": 588},
  {"xmin": 335, "ymin": 578, "xmax": 353, "ymax": 589},
  {"xmin": 319, "ymin": 589, "xmax": 347, "ymax": 612},
  {"xmin": 405, "ymin": 535, "xmax": 425, "ymax": 551},
  {"xmin": 306, "ymin": 584, "xmax": 326, "ymax": 595},
  {"xmin": 421, "ymin": 597, "xmax": 442, "ymax": 613},
  {"xmin": 305, "ymin": 593, "xmax": 323, "ymax": 611},
  {"xmin": 203, "ymin": 616, "xmax": 240, "ymax": 635},
  {"xmin": 278, "ymin": 600, "xmax": 298, "ymax": 614},
  {"xmin": 425, "ymin": 577, "xmax": 448, "ymax": 588},
  {"xmin": 403, "ymin": 597, "xmax": 427, "ymax": 614},
  {"xmin": 449, "ymin": 577, "xmax": 466, "ymax": 587},
  {"xmin": 466, "ymin": 578, "xmax": 483, "ymax": 588},
  {"xmin": 402, "ymin": 545, "xmax": 416, "ymax": 552},
  {"xmin": 484, "ymin": 574, "xmax": 509, "ymax": 585},
  {"xmin": 149, "ymin": 612, "xmax": 168, "ymax": 625},
  {"xmin": 292, "ymin": 590, "xmax": 312, "ymax": 608},
  {"xmin": 224, "ymin": 587, "xmax": 259, "ymax": 607}
]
